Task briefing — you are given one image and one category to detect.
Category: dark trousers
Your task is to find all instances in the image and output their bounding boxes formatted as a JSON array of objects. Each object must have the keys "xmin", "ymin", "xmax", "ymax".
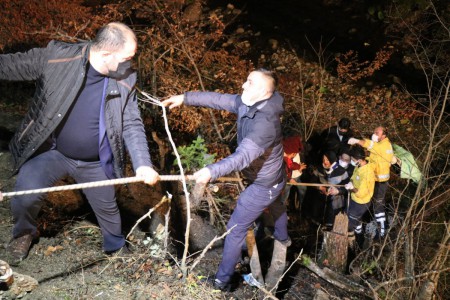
[
  {"xmin": 373, "ymin": 181, "xmax": 389, "ymax": 236},
  {"xmin": 216, "ymin": 179, "xmax": 288, "ymax": 283},
  {"xmin": 348, "ymin": 200, "xmax": 370, "ymax": 234},
  {"xmin": 325, "ymin": 194, "xmax": 345, "ymax": 227},
  {"xmin": 11, "ymin": 150, "xmax": 124, "ymax": 252},
  {"xmin": 280, "ymin": 178, "xmax": 307, "ymax": 207}
]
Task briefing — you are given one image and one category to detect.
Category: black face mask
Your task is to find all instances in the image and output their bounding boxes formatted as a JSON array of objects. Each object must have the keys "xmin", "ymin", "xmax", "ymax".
[
  {"xmin": 338, "ymin": 130, "xmax": 347, "ymax": 136},
  {"xmin": 108, "ymin": 60, "xmax": 132, "ymax": 79}
]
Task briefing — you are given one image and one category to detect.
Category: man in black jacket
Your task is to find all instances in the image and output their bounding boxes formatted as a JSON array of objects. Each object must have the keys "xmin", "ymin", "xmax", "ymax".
[
  {"xmin": 0, "ymin": 22, "xmax": 159, "ymax": 264},
  {"xmin": 320, "ymin": 117, "xmax": 354, "ymax": 154},
  {"xmin": 163, "ymin": 69, "xmax": 290, "ymax": 291}
]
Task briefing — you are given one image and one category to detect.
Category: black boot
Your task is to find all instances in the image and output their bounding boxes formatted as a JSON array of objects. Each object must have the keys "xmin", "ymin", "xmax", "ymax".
[{"xmin": 355, "ymin": 232, "xmax": 365, "ymax": 250}]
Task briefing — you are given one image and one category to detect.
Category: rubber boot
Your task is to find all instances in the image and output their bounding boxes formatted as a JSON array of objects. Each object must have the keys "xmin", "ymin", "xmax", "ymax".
[{"xmin": 265, "ymin": 238, "xmax": 290, "ymax": 292}]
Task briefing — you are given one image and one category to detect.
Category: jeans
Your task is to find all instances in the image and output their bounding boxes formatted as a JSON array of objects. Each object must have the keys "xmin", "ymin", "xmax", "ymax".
[
  {"xmin": 11, "ymin": 150, "xmax": 124, "ymax": 252},
  {"xmin": 216, "ymin": 179, "xmax": 288, "ymax": 283}
]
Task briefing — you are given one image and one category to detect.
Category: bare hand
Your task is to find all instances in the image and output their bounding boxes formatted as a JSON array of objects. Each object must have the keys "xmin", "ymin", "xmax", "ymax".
[
  {"xmin": 193, "ymin": 167, "xmax": 212, "ymax": 184},
  {"xmin": 136, "ymin": 166, "xmax": 160, "ymax": 185},
  {"xmin": 161, "ymin": 94, "xmax": 184, "ymax": 109},
  {"xmin": 327, "ymin": 187, "xmax": 339, "ymax": 196},
  {"xmin": 319, "ymin": 186, "xmax": 327, "ymax": 194}
]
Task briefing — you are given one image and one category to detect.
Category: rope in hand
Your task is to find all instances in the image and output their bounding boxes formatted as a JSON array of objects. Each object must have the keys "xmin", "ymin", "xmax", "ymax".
[
  {"xmin": 0, "ymin": 175, "xmax": 344, "ymax": 201},
  {"xmin": 0, "ymin": 175, "xmax": 194, "ymax": 200}
]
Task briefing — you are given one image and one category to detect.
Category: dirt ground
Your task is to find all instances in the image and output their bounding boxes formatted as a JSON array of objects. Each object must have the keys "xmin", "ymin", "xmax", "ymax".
[
  {"xmin": 0, "ymin": 147, "xmax": 361, "ymax": 300},
  {"xmin": 0, "ymin": 109, "xmax": 361, "ymax": 300}
]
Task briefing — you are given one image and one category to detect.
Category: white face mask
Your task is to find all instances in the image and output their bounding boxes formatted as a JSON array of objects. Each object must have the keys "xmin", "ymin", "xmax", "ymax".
[
  {"xmin": 241, "ymin": 88, "xmax": 267, "ymax": 106},
  {"xmin": 339, "ymin": 159, "xmax": 349, "ymax": 168},
  {"xmin": 351, "ymin": 159, "xmax": 359, "ymax": 167},
  {"xmin": 371, "ymin": 133, "xmax": 379, "ymax": 142}
]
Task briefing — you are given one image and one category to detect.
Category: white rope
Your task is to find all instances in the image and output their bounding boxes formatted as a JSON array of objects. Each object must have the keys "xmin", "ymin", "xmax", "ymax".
[
  {"xmin": 0, "ymin": 175, "xmax": 344, "ymax": 200},
  {"xmin": 1, "ymin": 175, "xmax": 194, "ymax": 198}
]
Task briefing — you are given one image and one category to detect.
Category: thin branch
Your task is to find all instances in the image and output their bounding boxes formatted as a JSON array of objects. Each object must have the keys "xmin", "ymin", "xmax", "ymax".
[
  {"xmin": 126, "ymin": 194, "xmax": 171, "ymax": 239},
  {"xmin": 189, "ymin": 224, "xmax": 236, "ymax": 271}
]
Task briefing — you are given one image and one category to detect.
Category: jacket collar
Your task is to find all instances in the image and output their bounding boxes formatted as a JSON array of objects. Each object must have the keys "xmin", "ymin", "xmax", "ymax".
[
  {"xmin": 243, "ymin": 99, "xmax": 268, "ymax": 118},
  {"xmin": 241, "ymin": 91, "xmax": 284, "ymax": 118}
]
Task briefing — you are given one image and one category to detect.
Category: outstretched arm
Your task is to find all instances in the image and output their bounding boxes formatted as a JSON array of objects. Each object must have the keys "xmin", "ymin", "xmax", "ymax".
[
  {"xmin": 163, "ymin": 92, "xmax": 239, "ymax": 113},
  {"xmin": 162, "ymin": 94, "xmax": 184, "ymax": 109}
]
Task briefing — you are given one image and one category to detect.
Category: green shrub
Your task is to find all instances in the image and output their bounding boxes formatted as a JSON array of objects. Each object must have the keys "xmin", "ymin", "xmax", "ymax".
[{"xmin": 175, "ymin": 136, "xmax": 216, "ymax": 172}]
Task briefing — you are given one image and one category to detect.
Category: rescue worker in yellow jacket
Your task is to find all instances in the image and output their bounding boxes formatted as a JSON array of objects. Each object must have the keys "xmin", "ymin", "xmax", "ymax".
[
  {"xmin": 345, "ymin": 145, "xmax": 376, "ymax": 248},
  {"xmin": 348, "ymin": 126, "xmax": 394, "ymax": 240}
]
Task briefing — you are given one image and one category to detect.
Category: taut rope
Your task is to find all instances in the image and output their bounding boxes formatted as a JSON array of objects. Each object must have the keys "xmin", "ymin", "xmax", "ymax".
[
  {"xmin": 0, "ymin": 175, "xmax": 194, "ymax": 199},
  {"xmin": 0, "ymin": 175, "xmax": 343, "ymax": 200}
]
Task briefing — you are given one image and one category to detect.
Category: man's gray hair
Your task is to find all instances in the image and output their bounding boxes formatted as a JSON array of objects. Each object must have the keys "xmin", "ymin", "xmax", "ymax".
[{"xmin": 91, "ymin": 22, "xmax": 136, "ymax": 52}]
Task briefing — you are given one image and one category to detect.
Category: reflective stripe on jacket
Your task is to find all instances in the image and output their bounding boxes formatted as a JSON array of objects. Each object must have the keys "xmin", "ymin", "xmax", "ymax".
[{"xmin": 363, "ymin": 138, "xmax": 393, "ymax": 182}]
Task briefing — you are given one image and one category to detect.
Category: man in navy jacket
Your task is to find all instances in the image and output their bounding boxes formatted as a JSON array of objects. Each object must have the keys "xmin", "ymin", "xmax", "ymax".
[
  {"xmin": 163, "ymin": 69, "xmax": 289, "ymax": 290},
  {"xmin": 0, "ymin": 22, "xmax": 159, "ymax": 264}
]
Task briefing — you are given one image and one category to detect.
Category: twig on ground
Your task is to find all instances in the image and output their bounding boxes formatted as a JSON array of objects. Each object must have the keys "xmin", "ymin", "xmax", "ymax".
[
  {"xmin": 137, "ymin": 89, "xmax": 192, "ymax": 277},
  {"xmin": 301, "ymin": 255, "xmax": 371, "ymax": 297},
  {"xmin": 264, "ymin": 249, "xmax": 304, "ymax": 298},
  {"xmin": 205, "ymin": 189, "xmax": 227, "ymax": 229},
  {"xmin": 162, "ymin": 193, "xmax": 172, "ymax": 257},
  {"xmin": 126, "ymin": 194, "xmax": 171, "ymax": 239},
  {"xmin": 37, "ymin": 255, "xmax": 107, "ymax": 284},
  {"xmin": 189, "ymin": 224, "xmax": 236, "ymax": 271}
]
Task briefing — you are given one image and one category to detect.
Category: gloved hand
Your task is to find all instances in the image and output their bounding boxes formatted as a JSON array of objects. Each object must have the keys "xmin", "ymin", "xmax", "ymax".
[
  {"xmin": 348, "ymin": 138, "xmax": 360, "ymax": 145},
  {"xmin": 345, "ymin": 182, "xmax": 354, "ymax": 190}
]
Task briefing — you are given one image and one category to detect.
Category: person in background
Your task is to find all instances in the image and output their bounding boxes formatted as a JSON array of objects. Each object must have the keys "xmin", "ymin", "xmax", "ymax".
[
  {"xmin": 313, "ymin": 151, "xmax": 339, "ymax": 227},
  {"xmin": 162, "ymin": 68, "xmax": 289, "ymax": 291},
  {"xmin": 281, "ymin": 135, "xmax": 307, "ymax": 211},
  {"xmin": 348, "ymin": 126, "xmax": 394, "ymax": 240},
  {"xmin": 345, "ymin": 145, "xmax": 376, "ymax": 249},
  {"xmin": 324, "ymin": 147, "xmax": 352, "ymax": 229},
  {"xmin": 0, "ymin": 22, "xmax": 159, "ymax": 265},
  {"xmin": 321, "ymin": 117, "xmax": 354, "ymax": 155}
]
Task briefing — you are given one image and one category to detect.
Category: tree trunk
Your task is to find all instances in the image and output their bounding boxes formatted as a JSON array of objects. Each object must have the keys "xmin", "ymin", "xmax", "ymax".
[{"xmin": 319, "ymin": 212, "xmax": 348, "ymax": 273}]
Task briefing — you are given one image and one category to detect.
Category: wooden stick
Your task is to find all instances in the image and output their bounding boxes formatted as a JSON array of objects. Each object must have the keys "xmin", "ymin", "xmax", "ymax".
[{"xmin": 288, "ymin": 182, "xmax": 344, "ymax": 187}]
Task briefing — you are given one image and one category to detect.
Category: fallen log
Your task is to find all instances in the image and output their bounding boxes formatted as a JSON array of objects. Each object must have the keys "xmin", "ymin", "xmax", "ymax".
[{"xmin": 301, "ymin": 255, "xmax": 372, "ymax": 297}]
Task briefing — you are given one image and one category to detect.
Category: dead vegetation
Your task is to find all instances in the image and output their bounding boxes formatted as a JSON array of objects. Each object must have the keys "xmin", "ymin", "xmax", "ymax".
[{"xmin": 0, "ymin": 0, "xmax": 448, "ymax": 299}]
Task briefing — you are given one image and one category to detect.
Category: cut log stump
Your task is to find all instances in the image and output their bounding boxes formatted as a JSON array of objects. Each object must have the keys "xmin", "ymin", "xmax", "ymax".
[{"xmin": 319, "ymin": 212, "xmax": 348, "ymax": 273}]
